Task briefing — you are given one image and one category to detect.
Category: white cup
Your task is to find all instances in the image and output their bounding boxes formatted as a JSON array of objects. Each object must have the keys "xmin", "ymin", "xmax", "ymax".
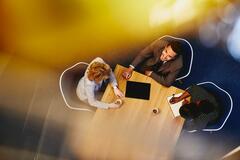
[
  {"xmin": 152, "ymin": 108, "xmax": 160, "ymax": 114},
  {"xmin": 115, "ymin": 99, "xmax": 123, "ymax": 105}
]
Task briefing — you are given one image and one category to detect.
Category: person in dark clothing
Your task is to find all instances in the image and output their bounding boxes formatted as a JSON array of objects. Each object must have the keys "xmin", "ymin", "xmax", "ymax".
[
  {"xmin": 122, "ymin": 36, "xmax": 185, "ymax": 87},
  {"xmin": 170, "ymin": 85, "xmax": 220, "ymax": 131}
]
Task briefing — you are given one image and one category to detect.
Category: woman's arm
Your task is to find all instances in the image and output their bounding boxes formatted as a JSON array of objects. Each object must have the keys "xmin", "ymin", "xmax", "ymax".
[{"xmin": 85, "ymin": 85, "xmax": 111, "ymax": 109}]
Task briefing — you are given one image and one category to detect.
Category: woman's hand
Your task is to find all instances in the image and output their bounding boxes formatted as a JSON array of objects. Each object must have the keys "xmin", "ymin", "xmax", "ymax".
[
  {"xmin": 113, "ymin": 87, "xmax": 124, "ymax": 98},
  {"xmin": 109, "ymin": 99, "xmax": 123, "ymax": 109},
  {"xmin": 109, "ymin": 103, "xmax": 121, "ymax": 109}
]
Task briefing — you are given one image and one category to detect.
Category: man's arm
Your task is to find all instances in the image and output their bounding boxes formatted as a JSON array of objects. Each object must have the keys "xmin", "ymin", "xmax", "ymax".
[
  {"xmin": 130, "ymin": 44, "xmax": 153, "ymax": 68},
  {"xmin": 170, "ymin": 90, "xmax": 191, "ymax": 104},
  {"xmin": 122, "ymin": 44, "xmax": 154, "ymax": 79},
  {"xmin": 123, "ymin": 37, "xmax": 169, "ymax": 79},
  {"xmin": 150, "ymin": 68, "xmax": 181, "ymax": 87},
  {"xmin": 131, "ymin": 37, "xmax": 169, "ymax": 67}
]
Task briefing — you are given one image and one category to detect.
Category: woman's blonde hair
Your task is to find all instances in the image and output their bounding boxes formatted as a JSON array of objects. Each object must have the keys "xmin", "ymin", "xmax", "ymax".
[{"xmin": 87, "ymin": 62, "xmax": 111, "ymax": 83}]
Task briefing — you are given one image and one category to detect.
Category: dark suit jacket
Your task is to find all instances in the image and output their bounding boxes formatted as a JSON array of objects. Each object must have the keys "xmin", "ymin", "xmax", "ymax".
[{"xmin": 131, "ymin": 37, "xmax": 183, "ymax": 87}]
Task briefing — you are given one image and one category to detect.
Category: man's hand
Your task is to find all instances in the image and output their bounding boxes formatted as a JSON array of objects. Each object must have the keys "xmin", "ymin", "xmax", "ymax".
[
  {"xmin": 182, "ymin": 99, "xmax": 189, "ymax": 105},
  {"xmin": 122, "ymin": 67, "xmax": 133, "ymax": 79},
  {"xmin": 145, "ymin": 70, "xmax": 153, "ymax": 76},
  {"xmin": 113, "ymin": 87, "xmax": 124, "ymax": 98},
  {"xmin": 169, "ymin": 96, "xmax": 182, "ymax": 104}
]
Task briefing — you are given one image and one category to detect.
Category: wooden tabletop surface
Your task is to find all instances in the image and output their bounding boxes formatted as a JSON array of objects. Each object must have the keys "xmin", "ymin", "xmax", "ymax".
[{"xmin": 79, "ymin": 64, "xmax": 185, "ymax": 160}]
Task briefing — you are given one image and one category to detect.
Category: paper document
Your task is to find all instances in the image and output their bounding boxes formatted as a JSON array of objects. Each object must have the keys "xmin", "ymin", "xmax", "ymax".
[{"xmin": 167, "ymin": 93, "xmax": 183, "ymax": 117}]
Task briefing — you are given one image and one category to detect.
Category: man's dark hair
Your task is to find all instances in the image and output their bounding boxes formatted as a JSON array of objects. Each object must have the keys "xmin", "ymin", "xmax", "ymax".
[
  {"xmin": 179, "ymin": 103, "xmax": 200, "ymax": 119},
  {"xmin": 199, "ymin": 100, "xmax": 215, "ymax": 114},
  {"xmin": 168, "ymin": 40, "xmax": 183, "ymax": 55}
]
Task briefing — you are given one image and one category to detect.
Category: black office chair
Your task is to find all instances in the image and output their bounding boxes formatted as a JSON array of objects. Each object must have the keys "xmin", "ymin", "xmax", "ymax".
[{"xmin": 59, "ymin": 62, "xmax": 96, "ymax": 112}]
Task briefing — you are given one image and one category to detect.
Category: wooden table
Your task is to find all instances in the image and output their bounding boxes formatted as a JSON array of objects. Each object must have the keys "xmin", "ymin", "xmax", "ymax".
[{"xmin": 79, "ymin": 65, "xmax": 185, "ymax": 160}]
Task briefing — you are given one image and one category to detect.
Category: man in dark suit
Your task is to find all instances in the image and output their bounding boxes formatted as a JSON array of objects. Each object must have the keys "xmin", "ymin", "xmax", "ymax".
[{"xmin": 122, "ymin": 37, "xmax": 184, "ymax": 87}]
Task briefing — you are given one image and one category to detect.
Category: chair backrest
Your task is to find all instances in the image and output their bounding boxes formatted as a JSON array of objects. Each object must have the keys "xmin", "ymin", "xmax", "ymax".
[
  {"xmin": 59, "ymin": 62, "xmax": 96, "ymax": 112},
  {"xmin": 158, "ymin": 35, "xmax": 193, "ymax": 81},
  {"xmin": 196, "ymin": 82, "xmax": 233, "ymax": 132}
]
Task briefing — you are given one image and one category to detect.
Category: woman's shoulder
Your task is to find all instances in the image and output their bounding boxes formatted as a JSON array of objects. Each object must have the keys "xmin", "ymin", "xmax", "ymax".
[{"xmin": 79, "ymin": 74, "xmax": 95, "ymax": 87}]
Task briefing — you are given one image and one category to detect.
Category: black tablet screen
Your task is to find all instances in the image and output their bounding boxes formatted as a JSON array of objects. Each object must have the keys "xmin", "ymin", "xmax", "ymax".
[{"xmin": 125, "ymin": 81, "xmax": 150, "ymax": 100}]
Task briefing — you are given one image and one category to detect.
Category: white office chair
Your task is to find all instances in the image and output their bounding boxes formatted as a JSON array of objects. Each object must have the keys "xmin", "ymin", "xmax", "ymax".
[{"xmin": 59, "ymin": 62, "xmax": 95, "ymax": 113}]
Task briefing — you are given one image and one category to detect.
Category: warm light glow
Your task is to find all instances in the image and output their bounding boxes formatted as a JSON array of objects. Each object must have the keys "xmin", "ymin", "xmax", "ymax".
[
  {"xmin": 150, "ymin": 0, "xmax": 197, "ymax": 27},
  {"xmin": 149, "ymin": 2, "xmax": 173, "ymax": 27},
  {"xmin": 172, "ymin": 0, "xmax": 196, "ymax": 25},
  {"xmin": 0, "ymin": 0, "xmax": 233, "ymax": 68},
  {"xmin": 227, "ymin": 17, "xmax": 240, "ymax": 61},
  {"xmin": 199, "ymin": 21, "xmax": 220, "ymax": 48}
]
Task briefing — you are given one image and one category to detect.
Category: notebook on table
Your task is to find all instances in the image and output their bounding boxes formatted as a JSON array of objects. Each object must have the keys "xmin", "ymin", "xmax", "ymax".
[
  {"xmin": 167, "ymin": 93, "xmax": 183, "ymax": 117},
  {"xmin": 125, "ymin": 81, "xmax": 151, "ymax": 100}
]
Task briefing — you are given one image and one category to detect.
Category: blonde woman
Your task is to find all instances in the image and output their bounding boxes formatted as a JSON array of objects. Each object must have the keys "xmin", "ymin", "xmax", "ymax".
[{"xmin": 76, "ymin": 57, "xmax": 124, "ymax": 109}]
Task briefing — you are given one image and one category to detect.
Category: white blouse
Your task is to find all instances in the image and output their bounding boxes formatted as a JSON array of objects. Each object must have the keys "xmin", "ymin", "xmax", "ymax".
[{"xmin": 76, "ymin": 57, "xmax": 118, "ymax": 109}]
